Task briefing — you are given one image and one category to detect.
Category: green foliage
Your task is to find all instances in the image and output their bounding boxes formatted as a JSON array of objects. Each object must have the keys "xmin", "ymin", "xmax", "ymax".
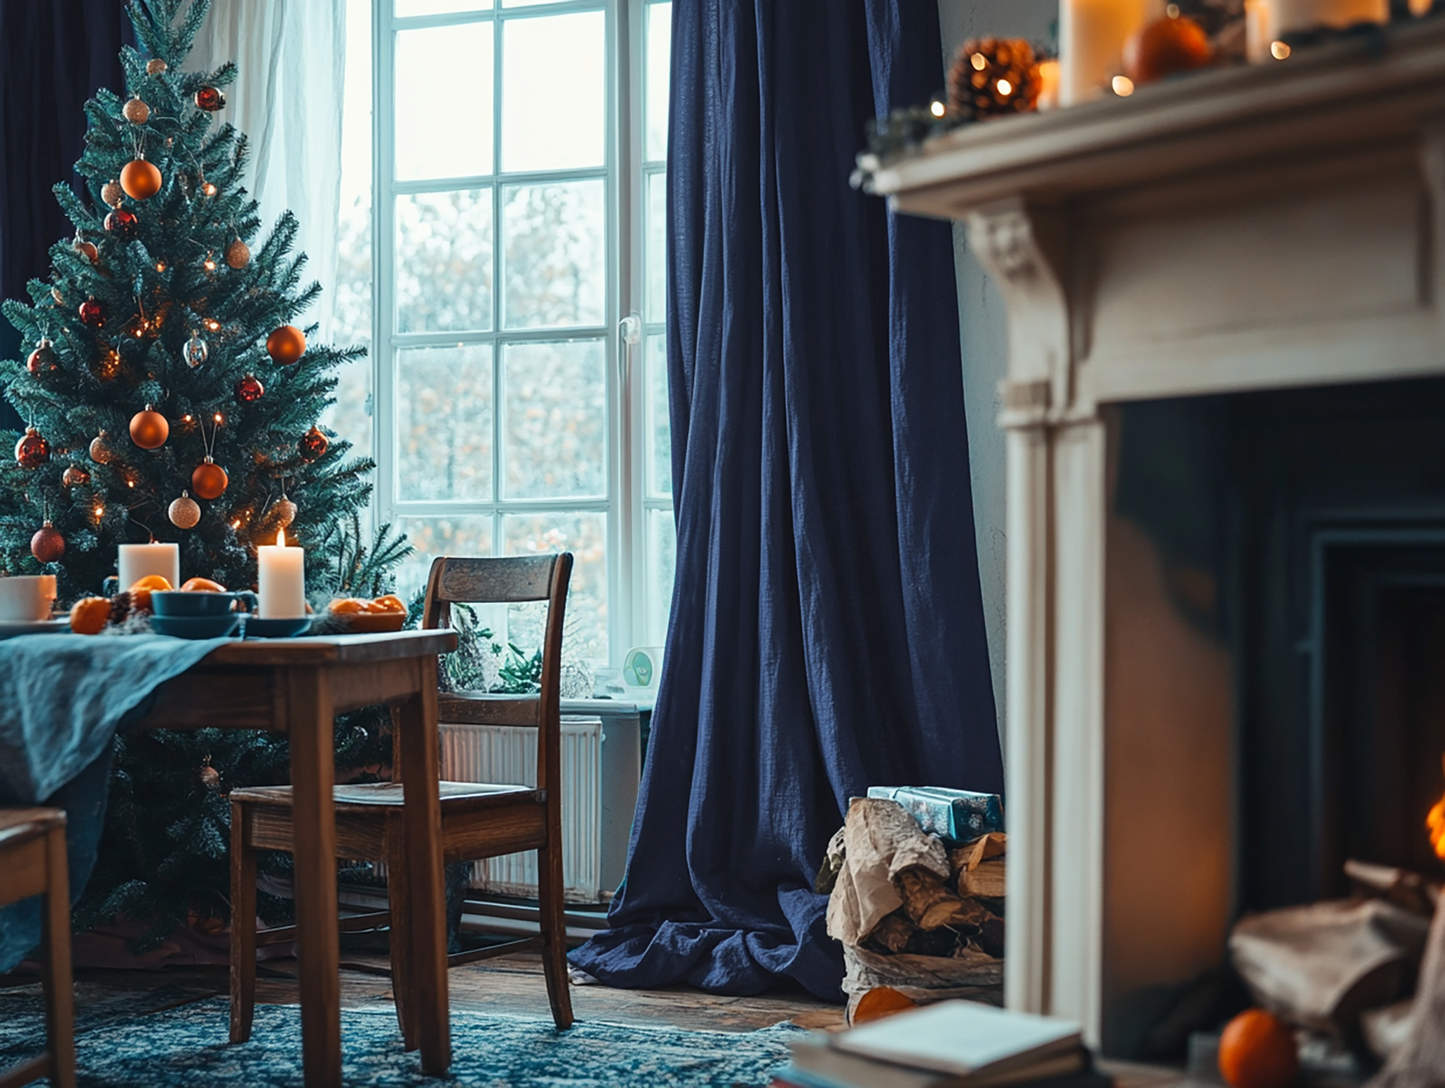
[
  {"xmin": 0, "ymin": 0, "xmax": 372, "ymax": 601},
  {"xmin": 2, "ymin": 0, "xmax": 412, "ymax": 945}
]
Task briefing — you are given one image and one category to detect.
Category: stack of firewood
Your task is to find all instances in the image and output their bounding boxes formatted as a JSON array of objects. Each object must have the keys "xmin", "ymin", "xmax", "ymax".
[{"xmin": 823, "ymin": 798, "xmax": 1006, "ymax": 965}]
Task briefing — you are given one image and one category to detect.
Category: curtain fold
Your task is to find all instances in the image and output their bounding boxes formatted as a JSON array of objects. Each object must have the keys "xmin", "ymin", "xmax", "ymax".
[
  {"xmin": 569, "ymin": 0, "xmax": 1002, "ymax": 1002},
  {"xmin": 188, "ymin": 0, "xmax": 347, "ymax": 340},
  {"xmin": 0, "ymin": 2, "xmax": 132, "ymax": 432}
]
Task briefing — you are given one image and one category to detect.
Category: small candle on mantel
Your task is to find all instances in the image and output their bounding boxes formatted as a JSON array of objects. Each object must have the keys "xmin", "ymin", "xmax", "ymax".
[
  {"xmin": 1060, "ymin": 0, "xmax": 1162, "ymax": 106},
  {"xmin": 118, "ymin": 541, "xmax": 179, "ymax": 590},
  {"xmin": 257, "ymin": 528, "xmax": 305, "ymax": 618}
]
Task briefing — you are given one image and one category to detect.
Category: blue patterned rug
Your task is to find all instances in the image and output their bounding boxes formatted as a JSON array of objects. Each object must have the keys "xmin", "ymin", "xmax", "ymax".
[{"xmin": 0, "ymin": 990, "xmax": 805, "ymax": 1087}]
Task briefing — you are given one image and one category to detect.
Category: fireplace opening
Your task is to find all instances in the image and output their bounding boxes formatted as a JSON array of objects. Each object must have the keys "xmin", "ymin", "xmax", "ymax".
[{"xmin": 1109, "ymin": 375, "xmax": 1445, "ymax": 1060}]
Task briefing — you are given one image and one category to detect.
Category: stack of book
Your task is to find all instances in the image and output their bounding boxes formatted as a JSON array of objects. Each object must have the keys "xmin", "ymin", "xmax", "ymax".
[{"xmin": 771, "ymin": 1001, "xmax": 1111, "ymax": 1088}]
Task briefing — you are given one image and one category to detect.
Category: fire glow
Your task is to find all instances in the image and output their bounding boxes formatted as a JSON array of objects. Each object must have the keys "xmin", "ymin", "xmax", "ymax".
[{"xmin": 1430, "ymin": 755, "xmax": 1445, "ymax": 861}]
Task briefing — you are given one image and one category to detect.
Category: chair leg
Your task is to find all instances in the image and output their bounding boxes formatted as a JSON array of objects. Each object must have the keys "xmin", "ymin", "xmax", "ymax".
[
  {"xmin": 385, "ymin": 819, "xmax": 418, "ymax": 1050},
  {"xmin": 535, "ymin": 844, "xmax": 574, "ymax": 1030},
  {"xmin": 41, "ymin": 824, "xmax": 76, "ymax": 1088},
  {"xmin": 229, "ymin": 801, "xmax": 257, "ymax": 1044}
]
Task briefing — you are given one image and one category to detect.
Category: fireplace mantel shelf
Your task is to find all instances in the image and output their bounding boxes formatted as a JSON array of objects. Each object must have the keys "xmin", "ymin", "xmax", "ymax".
[
  {"xmin": 871, "ymin": 16, "xmax": 1445, "ymax": 1057},
  {"xmin": 873, "ymin": 20, "xmax": 1445, "ymax": 218}
]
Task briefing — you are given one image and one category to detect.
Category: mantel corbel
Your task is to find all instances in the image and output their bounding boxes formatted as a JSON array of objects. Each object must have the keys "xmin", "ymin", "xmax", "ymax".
[{"xmin": 967, "ymin": 200, "xmax": 1086, "ymax": 430}]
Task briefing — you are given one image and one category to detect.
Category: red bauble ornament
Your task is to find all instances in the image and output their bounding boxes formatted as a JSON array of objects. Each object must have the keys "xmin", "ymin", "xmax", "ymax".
[
  {"xmin": 15, "ymin": 427, "xmax": 50, "ymax": 469},
  {"xmin": 192, "ymin": 457, "xmax": 229, "ymax": 500},
  {"xmin": 235, "ymin": 374, "xmax": 265, "ymax": 403},
  {"xmin": 30, "ymin": 521, "xmax": 65, "ymax": 564},
  {"xmin": 104, "ymin": 207, "xmax": 138, "ymax": 240},
  {"xmin": 266, "ymin": 324, "xmax": 306, "ymax": 366},
  {"xmin": 63, "ymin": 465, "xmax": 90, "ymax": 488},
  {"xmin": 26, "ymin": 339, "xmax": 58, "ymax": 374},
  {"xmin": 194, "ymin": 86, "xmax": 225, "ymax": 111},
  {"xmin": 120, "ymin": 157, "xmax": 163, "ymax": 201},
  {"xmin": 78, "ymin": 297, "xmax": 105, "ymax": 328},
  {"xmin": 72, "ymin": 235, "xmax": 99, "ymax": 263},
  {"xmin": 129, "ymin": 405, "xmax": 169, "ymax": 450},
  {"xmin": 298, "ymin": 426, "xmax": 329, "ymax": 462},
  {"xmin": 1124, "ymin": 15, "xmax": 1213, "ymax": 86}
]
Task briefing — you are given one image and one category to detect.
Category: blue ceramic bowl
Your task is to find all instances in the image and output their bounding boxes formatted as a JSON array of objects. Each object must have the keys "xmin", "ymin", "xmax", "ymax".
[
  {"xmin": 244, "ymin": 616, "xmax": 312, "ymax": 639},
  {"xmin": 151, "ymin": 590, "xmax": 255, "ymax": 617},
  {"xmin": 150, "ymin": 613, "xmax": 241, "ymax": 639}
]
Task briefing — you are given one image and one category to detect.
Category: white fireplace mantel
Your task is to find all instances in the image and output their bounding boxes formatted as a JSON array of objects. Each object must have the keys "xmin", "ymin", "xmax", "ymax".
[{"xmin": 873, "ymin": 21, "xmax": 1445, "ymax": 1053}]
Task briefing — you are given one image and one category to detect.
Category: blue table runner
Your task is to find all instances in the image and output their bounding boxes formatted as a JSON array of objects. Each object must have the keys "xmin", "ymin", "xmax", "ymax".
[{"xmin": 0, "ymin": 633, "xmax": 234, "ymax": 971}]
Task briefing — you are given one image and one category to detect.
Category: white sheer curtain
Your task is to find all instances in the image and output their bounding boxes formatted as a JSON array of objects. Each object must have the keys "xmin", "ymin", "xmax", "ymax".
[{"xmin": 188, "ymin": 0, "xmax": 348, "ymax": 340}]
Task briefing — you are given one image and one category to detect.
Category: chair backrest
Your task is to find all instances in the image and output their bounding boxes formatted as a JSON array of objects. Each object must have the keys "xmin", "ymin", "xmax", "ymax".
[{"xmin": 420, "ymin": 554, "xmax": 573, "ymax": 791}]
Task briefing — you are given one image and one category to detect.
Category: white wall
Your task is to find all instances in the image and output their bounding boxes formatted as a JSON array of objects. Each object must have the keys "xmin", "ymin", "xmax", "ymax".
[{"xmin": 936, "ymin": 0, "xmax": 1057, "ymax": 764}]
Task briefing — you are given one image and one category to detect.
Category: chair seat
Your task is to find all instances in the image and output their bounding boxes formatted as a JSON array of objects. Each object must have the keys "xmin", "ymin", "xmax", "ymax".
[
  {"xmin": 231, "ymin": 781, "xmax": 541, "ymax": 811},
  {"xmin": 0, "ymin": 808, "xmax": 66, "ymax": 852}
]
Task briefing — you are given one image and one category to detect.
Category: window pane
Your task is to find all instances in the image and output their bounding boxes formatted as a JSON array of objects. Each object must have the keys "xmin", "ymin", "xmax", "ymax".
[
  {"xmin": 645, "ymin": 171, "xmax": 665, "ymax": 323},
  {"xmin": 394, "ymin": 516, "xmax": 494, "ymax": 602},
  {"xmin": 646, "ymin": 3, "xmax": 671, "ymax": 163},
  {"xmin": 396, "ymin": 23, "xmax": 493, "ymax": 180},
  {"xmin": 502, "ymin": 180, "xmax": 604, "ymax": 329},
  {"xmin": 645, "ymin": 333, "xmax": 671, "ymax": 498},
  {"xmin": 503, "ymin": 512, "xmax": 607, "ymax": 664},
  {"xmin": 396, "ymin": 0, "xmax": 491, "ymax": 15},
  {"xmin": 500, "ymin": 12, "xmax": 604, "ymax": 171},
  {"xmin": 502, "ymin": 340, "xmax": 606, "ymax": 499},
  {"xmin": 646, "ymin": 507, "xmax": 675, "ymax": 646},
  {"xmin": 397, "ymin": 344, "xmax": 494, "ymax": 501},
  {"xmin": 396, "ymin": 189, "xmax": 493, "ymax": 333}
]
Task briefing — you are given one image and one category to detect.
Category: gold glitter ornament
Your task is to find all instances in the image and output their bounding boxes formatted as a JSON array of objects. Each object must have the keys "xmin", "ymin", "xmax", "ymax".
[
  {"xmin": 225, "ymin": 237, "xmax": 250, "ymax": 269},
  {"xmin": 123, "ymin": 96, "xmax": 150, "ymax": 124},
  {"xmin": 168, "ymin": 490, "xmax": 201, "ymax": 529},
  {"xmin": 101, "ymin": 179, "xmax": 124, "ymax": 207}
]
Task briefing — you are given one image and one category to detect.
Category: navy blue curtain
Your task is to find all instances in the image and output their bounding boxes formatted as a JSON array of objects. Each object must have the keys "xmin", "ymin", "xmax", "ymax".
[
  {"xmin": 570, "ymin": 1, "xmax": 1003, "ymax": 1001},
  {"xmin": 0, "ymin": 2, "xmax": 132, "ymax": 432}
]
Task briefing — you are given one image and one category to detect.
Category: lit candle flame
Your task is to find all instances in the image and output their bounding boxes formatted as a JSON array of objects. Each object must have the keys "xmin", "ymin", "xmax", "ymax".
[
  {"xmin": 276, "ymin": 528, "xmax": 286, "ymax": 547},
  {"xmin": 1430, "ymin": 755, "xmax": 1445, "ymax": 861}
]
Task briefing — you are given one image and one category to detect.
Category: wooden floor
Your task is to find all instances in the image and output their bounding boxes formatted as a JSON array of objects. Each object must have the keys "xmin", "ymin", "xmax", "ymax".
[{"xmin": 3, "ymin": 949, "xmax": 846, "ymax": 1035}]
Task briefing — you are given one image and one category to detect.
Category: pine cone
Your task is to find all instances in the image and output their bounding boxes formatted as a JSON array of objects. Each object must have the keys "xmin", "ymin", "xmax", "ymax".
[
  {"xmin": 948, "ymin": 38, "xmax": 1042, "ymax": 121},
  {"xmin": 108, "ymin": 591, "xmax": 133, "ymax": 625}
]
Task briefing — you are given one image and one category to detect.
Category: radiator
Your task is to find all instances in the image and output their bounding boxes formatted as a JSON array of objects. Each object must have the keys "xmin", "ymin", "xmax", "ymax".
[{"xmin": 439, "ymin": 711, "xmax": 638, "ymax": 903}]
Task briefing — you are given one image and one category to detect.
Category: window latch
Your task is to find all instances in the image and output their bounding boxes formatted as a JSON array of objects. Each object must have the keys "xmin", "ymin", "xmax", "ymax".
[{"xmin": 617, "ymin": 312, "xmax": 642, "ymax": 383}]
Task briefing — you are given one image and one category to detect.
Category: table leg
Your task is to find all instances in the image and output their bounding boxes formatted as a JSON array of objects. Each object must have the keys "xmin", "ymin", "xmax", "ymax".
[
  {"xmin": 287, "ymin": 667, "xmax": 342, "ymax": 1088},
  {"xmin": 395, "ymin": 661, "xmax": 451, "ymax": 1075}
]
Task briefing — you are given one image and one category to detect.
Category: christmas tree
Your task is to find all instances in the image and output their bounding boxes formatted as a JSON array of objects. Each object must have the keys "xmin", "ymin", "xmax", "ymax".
[
  {"xmin": 0, "ymin": 0, "xmax": 372, "ymax": 600},
  {"xmin": 0, "ymin": 0, "xmax": 411, "ymax": 943}
]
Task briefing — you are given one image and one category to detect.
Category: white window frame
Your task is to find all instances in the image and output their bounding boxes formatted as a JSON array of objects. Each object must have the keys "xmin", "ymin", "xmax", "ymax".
[{"xmin": 368, "ymin": 0, "xmax": 669, "ymax": 665}]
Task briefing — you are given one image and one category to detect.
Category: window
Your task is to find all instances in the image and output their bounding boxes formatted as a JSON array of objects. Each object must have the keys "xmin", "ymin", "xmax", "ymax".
[{"xmin": 330, "ymin": 0, "xmax": 673, "ymax": 669}]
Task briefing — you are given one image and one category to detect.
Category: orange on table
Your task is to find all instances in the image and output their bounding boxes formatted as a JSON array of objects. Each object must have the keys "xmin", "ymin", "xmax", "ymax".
[
  {"xmin": 1219, "ymin": 1008, "xmax": 1299, "ymax": 1088},
  {"xmin": 851, "ymin": 986, "xmax": 917, "ymax": 1026},
  {"xmin": 69, "ymin": 596, "xmax": 111, "ymax": 635},
  {"xmin": 372, "ymin": 594, "xmax": 406, "ymax": 614},
  {"xmin": 130, "ymin": 574, "xmax": 172, "ymax": 591},
  {"xmin": 180, "ymin": 577, "xmax": 226, "ymax": 592},
  {"xmin": 328, "ymin": 597, "xmax": 369, "ymax": 614}
]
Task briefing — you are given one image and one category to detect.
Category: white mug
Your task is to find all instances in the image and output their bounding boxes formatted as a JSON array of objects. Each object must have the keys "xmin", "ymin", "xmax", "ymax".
[{"xmin": 0, "ymin": 575, "xmax": 58, "ymax": 622}]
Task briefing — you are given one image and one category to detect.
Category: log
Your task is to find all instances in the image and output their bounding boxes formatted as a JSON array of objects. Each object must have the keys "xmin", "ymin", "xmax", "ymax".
[
  {"xmin": 1367, "ymin": 903, "xmax": 1445, "ymax": 1088},
  {"xmin": 825, "ymin": 799, "xmax": 951, "ymax": 947},
  {"xmin": 866, "ymin": 912, "xmax": 915, "ymax": 955},
  {"xmin": 1345, "ymin": 858, "xmax": 1440, "ymax": 917},
  {"xmin": 960, "ymin": 858, "xmax": 1007, "ymax": 899},
  {"xmin": 897, "ymin": 867, "xmax": 974, "ymax": 930},
  {"xmin": 949, "ymin": 832, "xmax": 1007, "ymax": 875}
]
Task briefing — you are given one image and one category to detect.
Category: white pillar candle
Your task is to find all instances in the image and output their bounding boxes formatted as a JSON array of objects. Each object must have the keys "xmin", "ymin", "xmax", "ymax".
[
  {"xmin": 118, "ymin": 542, "xmax": 180, "ymax": 590},
  {"xmin": 257, "ymin": 529, "xmax": 306, "ymax": 618},
  {"xmin": 1247, "ymin": 0, "xmax": 1388, "ymax": 59},
  {"xmin": 1061, "ymin": 0, "xmax": 1163, "ymax": 106}
]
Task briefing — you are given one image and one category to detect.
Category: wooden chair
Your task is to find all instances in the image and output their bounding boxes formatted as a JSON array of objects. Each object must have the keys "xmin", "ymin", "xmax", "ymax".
[
  {"xmin": 229, "ymin": 553, "xmax": 575, "ymax": 1049},
  {"xmin": 0, "ymin": 809, "xmax": 76, "ymax": 1088}
]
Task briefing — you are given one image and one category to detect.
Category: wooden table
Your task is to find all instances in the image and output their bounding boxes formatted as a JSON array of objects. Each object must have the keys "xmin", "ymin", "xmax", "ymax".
[{"xmin": 140, "ymin": 629, "xmax": 458, "ymax": 1087}]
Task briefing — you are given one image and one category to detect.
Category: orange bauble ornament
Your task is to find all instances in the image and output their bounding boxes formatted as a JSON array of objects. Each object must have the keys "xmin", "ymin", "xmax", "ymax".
[
  {"xmin": 120, "ymin": 156, "xmax": 163, "ymax": 200},
  {"xmin": 1218, "ymin": 1009, "xmax": 1299, "ymax": 1088},
  {"xmin": 1124, "ymin": 14, "xmax": 1213, "ymax": 86},
  {"xmin": 265, "ymin": 324, "xmax": 306, "ymax": 365},
  {"xmin": 129, "ymin": 404, "xmax": 169, "ymax": 449},
  {"xmin": 192, "ymin": 456, "xmax": 229, "ymax": 500}
]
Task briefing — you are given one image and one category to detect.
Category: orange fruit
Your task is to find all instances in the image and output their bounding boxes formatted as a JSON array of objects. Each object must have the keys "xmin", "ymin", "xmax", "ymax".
[
  {"xmin": 851, "ymin": 986, "xmax": 917, "ymax": 1026},
  {"xmin": 131, "ymin": 574, "xmax": 173, "ymax": 592},
  {"xmin": 181, "ymin": 577, "xmax": 226, "ymax": 592},
  {"xmin": 328, "ymin": 597, "xmax": 368, "ymax": 614},
  {"xmin": 130, "ymin": 587, "xmax": 154, "ymax": 612},
  {"xmin": 1219, "ymin": 1009, "xmax": 1298, "ymax": 1088},
  {"xmin": 372, "ymin": 594, "xmax": 406, "ymax": 614},
  {"xmin": 69, "ymin": 596, "xmax": 111, "ymax": 635}
]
